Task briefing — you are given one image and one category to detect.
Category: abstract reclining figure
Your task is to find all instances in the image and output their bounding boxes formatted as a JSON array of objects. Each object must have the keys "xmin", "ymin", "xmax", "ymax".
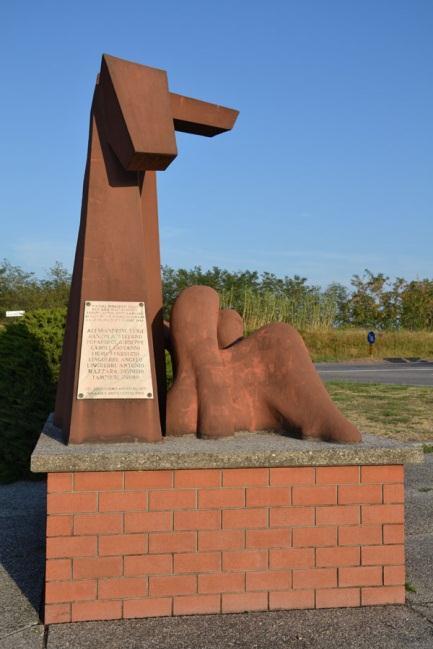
[{"xmin": 166, "ymin": 286, "xmax": 361, "ymax": 443}]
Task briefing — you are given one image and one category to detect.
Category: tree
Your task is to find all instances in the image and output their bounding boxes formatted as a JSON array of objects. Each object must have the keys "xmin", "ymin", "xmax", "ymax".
[
  {"xmin": 0, "ymin": 260, "xmax": 71, "ymax": 319},
  {"xmin": 323, "ymin": 283, "xmax": 350, "ymax": 327},
  {"xmin": 348, "ymin": 270, "xmax": 389, "ymax": 328},
  {"xmin": 400, "ymin": 279, "xmax": 433, "ymax": 330}
]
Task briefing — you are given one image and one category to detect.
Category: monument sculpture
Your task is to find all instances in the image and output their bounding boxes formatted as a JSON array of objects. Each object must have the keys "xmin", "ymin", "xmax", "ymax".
[
  {"xmin": 54, "ymin": 54, "xmax": 238, "ymax": 444},
  {"xmin": 166, "ymin": 286, "xmax": 360, "ymax": 442},
  {"xmin": 32, "ymin": 54, "xmax": 419, "ymax": 626},
  {"xmin": 54, "ymin": 53, "xmax": 360, "ymax": 445}
]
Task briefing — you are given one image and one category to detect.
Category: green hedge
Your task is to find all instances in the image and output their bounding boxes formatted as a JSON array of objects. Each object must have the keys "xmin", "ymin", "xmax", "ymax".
[{"xmin": 0, "ymin": 308, "xmax": 66, "ymax": 482}]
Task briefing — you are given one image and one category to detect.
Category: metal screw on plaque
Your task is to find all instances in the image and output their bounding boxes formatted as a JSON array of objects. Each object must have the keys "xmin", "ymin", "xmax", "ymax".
[
  {"xmin": 86, "ymin": 302, "xmax": 91, "ymax": 306},
  {"xmin": 139, "ymin": 302, "xmax": 144, "ymax": 307},
  {"xmin": 147, "ymin": 392, "xmax": 152, "ymax": 398},
  {"xmin": 78, "ymin": 393, "xmax": 84, "ymax": 399}
]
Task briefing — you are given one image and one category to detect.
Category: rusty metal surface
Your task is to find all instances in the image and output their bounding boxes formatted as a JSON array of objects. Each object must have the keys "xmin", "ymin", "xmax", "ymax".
[
  {"xmin": 54, "ymin": 54, "xmax": 238, "ymax": 444},
  {"xmin": 170, "ymin": 92, "xmax": 239, "ymax": 136}
]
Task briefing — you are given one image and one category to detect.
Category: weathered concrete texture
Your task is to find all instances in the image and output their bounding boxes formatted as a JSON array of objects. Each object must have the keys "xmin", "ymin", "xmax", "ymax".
[
  {"xmin": 405, "ymin": 458, "xmax": 433, "ymax": 535},
  {"xmin": 412, "ymin": 604, "xmax": 433, "ymax": 625},
  {"xmin": 407, "ymin": 534, "xmax": 433, "ymax": 604},
  {"xmin": 405, "ymin": 454, "xmax": 433, "ymax": 606},
  {"xmin": 0, "ymin": 481, "xmax": 45, "ymax": 640},
  {"xmin": 1, "ymin": 625, "xmax": 45, "ymax": 649},
  {"xmin": 0, "ymin": 564, "xmax": 43, "ymax": 636},
  {"xmin": 31, "ymin": 415, "xmax": 423, "ymax": 474},
  {"xmin": 45, "ymin": 607, "xmax": 433, "ymax": 649}
]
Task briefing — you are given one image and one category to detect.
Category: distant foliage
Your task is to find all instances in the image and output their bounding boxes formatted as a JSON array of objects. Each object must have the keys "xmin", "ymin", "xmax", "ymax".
[
  {"xmin": 0, "ymin": 259, "xmax": 71, "ymax": 321},
  {"xmin": 2, "ymin": 260, "xmax": 433, "ymax": 332},
  {"xmin": 348, "ymin": 270, "xmax": 433, "ymax": 330},
  {"xmin": 400, "ymin": 280, "xmax": 433, "ymax": 330},
  {"xmin": 163, "ymin": 266, "xmax": 433, "ymax": 333},
  {"xmin": 0, "ymin": 308, "xmax": 66, "ymax": 482},
  {"xmin": 163, "ymin": 266, "xmax": 339, "ymax": 331}
]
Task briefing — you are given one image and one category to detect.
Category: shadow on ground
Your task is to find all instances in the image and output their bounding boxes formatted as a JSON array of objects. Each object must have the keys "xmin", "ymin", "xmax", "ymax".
[{"xmin": 0, "ymin": 481, "xmax": 46, "ymax": 641}]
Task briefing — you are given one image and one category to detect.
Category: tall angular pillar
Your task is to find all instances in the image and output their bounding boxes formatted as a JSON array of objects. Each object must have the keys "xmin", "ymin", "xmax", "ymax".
[{"xmin": 54, "ymin": 54, "xmax": 238, "ymax": 443}]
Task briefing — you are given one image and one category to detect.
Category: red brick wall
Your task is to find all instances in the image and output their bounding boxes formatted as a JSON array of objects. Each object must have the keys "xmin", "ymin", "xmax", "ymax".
[{"xmin": 44, "ymin": 465, "xmax": 405, "ymax": 624}]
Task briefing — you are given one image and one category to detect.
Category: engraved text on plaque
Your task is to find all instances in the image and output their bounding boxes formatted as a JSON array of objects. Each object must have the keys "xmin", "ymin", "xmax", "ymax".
[{"xmin": 77, "ymin": 301, "xmax": 153, "ymax": 399}]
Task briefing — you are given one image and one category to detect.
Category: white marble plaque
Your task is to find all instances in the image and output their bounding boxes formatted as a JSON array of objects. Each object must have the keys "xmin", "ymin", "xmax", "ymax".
[{"xmin": 77, "ymin": 301, "xmax": 154, "ymax": 400}]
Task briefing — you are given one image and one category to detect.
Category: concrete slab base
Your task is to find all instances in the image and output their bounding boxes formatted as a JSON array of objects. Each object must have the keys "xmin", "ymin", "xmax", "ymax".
[
  {"xmin": 45, "ymin": 606, "xmax": 433, "ymax": 649},
  {"xmin": 1, "ymin": 625, "xmax": 45, "ymax": 649}
]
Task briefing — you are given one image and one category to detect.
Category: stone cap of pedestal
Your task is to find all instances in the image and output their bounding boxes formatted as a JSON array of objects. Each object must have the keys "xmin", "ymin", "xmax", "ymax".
[{"xmin": 31, "ymin": 415, "xmax": 424, "ymax": 474}]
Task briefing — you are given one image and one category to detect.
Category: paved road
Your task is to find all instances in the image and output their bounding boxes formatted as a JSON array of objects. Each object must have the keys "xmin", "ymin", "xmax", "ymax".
[
  {"xmin": 316, "ymin": 360, "xmax": 433, "ymax": 387},
  {"xmin": 1, "ymin": 456, "xmax": 433, "ymax": 648}
]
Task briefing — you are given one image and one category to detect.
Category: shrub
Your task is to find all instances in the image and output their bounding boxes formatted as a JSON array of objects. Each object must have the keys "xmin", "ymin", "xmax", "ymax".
[{"xmin": 0, "ymin": 308, "xmax": 66, "ymax": 482}]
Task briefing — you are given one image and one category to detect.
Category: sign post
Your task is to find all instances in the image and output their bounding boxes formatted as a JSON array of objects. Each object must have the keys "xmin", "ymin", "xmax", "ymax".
[{"xmin": 367, "ymin": 330, "xmax": 376, "ymax": 357}]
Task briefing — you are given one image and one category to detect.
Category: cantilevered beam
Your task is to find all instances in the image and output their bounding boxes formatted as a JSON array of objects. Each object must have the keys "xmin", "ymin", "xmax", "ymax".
[
  {"xmin": 170, "ymin": 93, "xmax": 239, "ymax": 137},
  {"xmin": 100, "ymin": 54, "xmax": 238, "ymax": 171}
]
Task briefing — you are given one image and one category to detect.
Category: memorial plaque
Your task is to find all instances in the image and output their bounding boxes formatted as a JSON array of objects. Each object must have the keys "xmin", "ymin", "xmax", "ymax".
[{"xmin": 77, "ymin": 301, "xmax": 153, "ymax": 400}]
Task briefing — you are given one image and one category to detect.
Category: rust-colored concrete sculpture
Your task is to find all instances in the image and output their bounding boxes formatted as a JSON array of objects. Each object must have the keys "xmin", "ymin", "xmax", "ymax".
[
  {"xmin": 54, "ymin": 54, "xmax": 238, "ymax": 443},
  {"xmin": 166, "ymin": 286, "xmax": 361, "ymax": 443}
]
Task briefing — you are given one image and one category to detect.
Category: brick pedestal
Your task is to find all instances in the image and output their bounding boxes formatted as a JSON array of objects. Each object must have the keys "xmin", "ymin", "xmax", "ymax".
[
  {"xmin": 43, "ymin": 464, "xmax": 406, "ymax": 623},
  {"xmin": 32, "ymin": 420, "xmax": 422, "ymax": 625}
]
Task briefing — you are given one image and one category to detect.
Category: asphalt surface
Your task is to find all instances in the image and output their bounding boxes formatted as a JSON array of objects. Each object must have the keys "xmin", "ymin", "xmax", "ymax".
[
  {"xmin": 1, "ymin": 455, "xmax": 433, "ymax": 648},
  {"xmin": 316, "ymin": 360, "xmax": 433, "ymax": 386}
]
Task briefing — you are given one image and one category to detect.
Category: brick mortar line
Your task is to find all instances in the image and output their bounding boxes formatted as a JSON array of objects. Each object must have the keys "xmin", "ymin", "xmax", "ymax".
[
  {"xmin": 46, "ymin": 579, "xmax": 406, "ymax": 614},
  {"xmin": 49, "ymin": 467, "xmax": 404, "ymax": 493},
  {"xmin": 45, "ymin": 470, "xmax": 406, "ymax": 616},
  {"xmin": 48, "ymin": 495, "xmax": 404, "ymax": 516}
]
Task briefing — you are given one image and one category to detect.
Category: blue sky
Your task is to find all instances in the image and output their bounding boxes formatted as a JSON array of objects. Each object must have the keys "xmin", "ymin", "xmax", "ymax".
[{"xmin": 1, "ymin": 1, "xmax": 432, "ymax": 287}]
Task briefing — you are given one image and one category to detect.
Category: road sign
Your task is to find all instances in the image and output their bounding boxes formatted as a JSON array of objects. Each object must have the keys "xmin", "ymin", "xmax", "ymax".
[
  {"xmin": 5, "ymin": 310, "xmax": 25, "ymax": 318},
  {"xmin": 367, "ymin": 331, "xmax": 376, "ymax": 344}
]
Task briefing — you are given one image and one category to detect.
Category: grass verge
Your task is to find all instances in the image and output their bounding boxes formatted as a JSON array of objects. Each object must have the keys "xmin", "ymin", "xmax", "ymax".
[
  {"xmin": 303, "ymin": 329, "xmax": 433, "ymax": 362},
  {"xmin": 326, "ymin": 381, "xmax": 433, "ymax": 442}
]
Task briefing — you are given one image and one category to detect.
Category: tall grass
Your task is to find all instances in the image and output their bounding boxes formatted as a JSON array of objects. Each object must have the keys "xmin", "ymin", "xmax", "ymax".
[
  {"xmin": 221, "ymin": 289, "xmax": 337, "ymax": 332},
  {"xmin": 219, "ymin": 289, "xmax": 433, "ymax": 361},
  {"xmin": 304, "ymin": 329, "xmax": 433, "ymax": 362}
]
